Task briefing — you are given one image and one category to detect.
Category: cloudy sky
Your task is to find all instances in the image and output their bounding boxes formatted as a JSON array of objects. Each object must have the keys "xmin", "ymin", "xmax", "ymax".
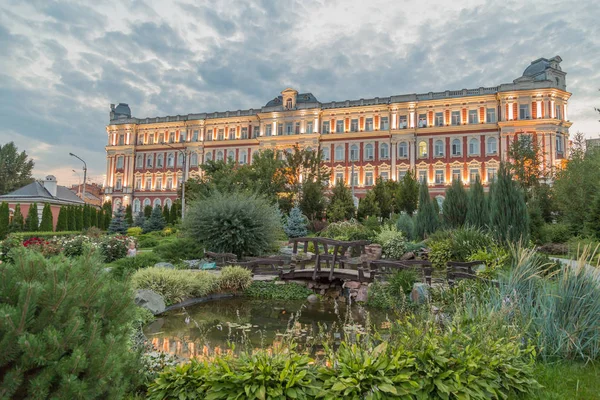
[{"xmin": 1, "ymin": 0, "xmax": 599, "ymax": 186}]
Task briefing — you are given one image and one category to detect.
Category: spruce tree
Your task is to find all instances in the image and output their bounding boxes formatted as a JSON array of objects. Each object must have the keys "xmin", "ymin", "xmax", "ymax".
[
  {"xmin": 284, "ymin": 206, "xmax": 308, "ymax": 238},
  {"xmin": 108, "ymin": 206, "xmax": 128, "ymax": 234},
  {"xmin": 162, "ymin": 204, "xmax": 170, "ymax": 224},
  {"xmin": 56, "ymin": 206, "xmax": 68, "ymax": 232},
  {"xmin": 397, "ymin": 170, "xmax": 419, "ymax": 215},
  {"xmin": 357, "ymin": 190, "xmax": 380, "ymax": 220},
  {"xmin": 133, "ymin": 211, "xmax": 146, "ymax": 228},
  {"xmin": 465, "ymin": 176, "xmax": 488, "ymax": 229},
  {"xmin": 143, "ymin": 205, "xmax": 166, "ymax": 233},
  {"xmin": 0, "ymin": 202, "xmax": 9, "ymax": 239},
  {"xmin": 25, "ymin": 203, "xmax": 39, "ymax": 232},
  {"xmin": 584, "ymin": 193, "xmax": 600, "ymax": 240},
  {"xmin": 489, "ymin": 164, "xmax": 530, "ymax": 243},
  {"xmin": 125, "ymin": 205, "xmax": 134, "ymax": 226},
  {"xmin": 443, "ymin": 179, "xmax": 468, "ymax": 228},
  {"xmin": 0, "ymin": 248, "xmax": 140, "ymax": 398},
  {"xmin": 39, "ymin": 203, "xmax": 54, "ymax": 231},
  {"xmin": 83, "ymin": 204, "xmax": 91, "ymax": 229},
  {"xmin": 414, "ymin": 182, "xmax": 439, "ymax": 239},
  {"xmin": 327, "ymin": 179, "xmax": 355, "ymax": 222},
  {"xmin": 76, "ymin": 206, "xmax": 84, "ymax": 231},
  {"xmin": 9, "ymin": 203, "xmax": 24, "ymax": 232},
  {"xmin": 144, "ymin": 205, "xmax": 153, "ymax": 219}
]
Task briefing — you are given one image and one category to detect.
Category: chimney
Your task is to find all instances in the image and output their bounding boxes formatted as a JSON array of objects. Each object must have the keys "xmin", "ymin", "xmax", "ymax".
[{"xmin": 43, "ymin": 175, "xmax": 58, "ymax": 197}]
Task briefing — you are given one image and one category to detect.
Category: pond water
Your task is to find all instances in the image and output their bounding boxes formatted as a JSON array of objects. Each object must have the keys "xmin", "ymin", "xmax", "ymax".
[{"xmin": 144, "ymin": 297, "xmax": 393, "ymax": 359}]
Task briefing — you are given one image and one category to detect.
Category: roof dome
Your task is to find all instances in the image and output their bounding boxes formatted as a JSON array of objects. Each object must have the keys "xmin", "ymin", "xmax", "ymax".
[
  {"xmin": 523, "ymin": 58, "xmax": 550, "ymax": 77},
  {"xmin": 114, "ymin": 103, "xmax": 131, "ymax": 118}
]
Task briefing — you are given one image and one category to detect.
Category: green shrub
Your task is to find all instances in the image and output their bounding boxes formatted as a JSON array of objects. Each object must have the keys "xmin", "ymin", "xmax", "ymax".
[
  {"xmin": 427, "ymin": 227, "xmax": 495, "ymax": 268},
  {"xmin": 428, "ymin": 238, "xmax": 453, "ymax": 269},
  {"xmin": 467, "ymin": 245, "xmax": 510, "ymax": 279},
  {"xmin": 152, "ymin": 237, "xmax": 204, "ymax": 263},
  {"xmin": 245, "ymin": 281, "xmax": 313, "ymax": 300},
  {"xmin": 367, "ymin": 270, "xmax": 416, "ymax": 310},
  {"xmin": 61, "ymin": 234, "xmax": 94, "ymax": 257},
  {"xmin": 375, "ymin": 225, "xmax": 406, "ymax": 259},
  {"xmin": 218, "ymin": 266, "xmax": 253, "ymax": 292},
  {"xmin": 0, "ymin": 248, "xmax": 140, "ymax": 399},
  {"xmin": 109, "ymin": 252, "xmax": 162, "ymax": 279},
  {"xmin": 147, "ymin": 359, "xmax": 211, "ymax": 400},
  {"xmin": 7, "ymin": 231, "xmax": 81, "ymax": 241},
  {"xmin": 99, "ymin": 235, "xmax": 130, "ymax": 263},
  {"xmin": 127, "ymin": 227, "xmax": 143, "ymax": 237},
  {"xmin": 183, "ymin": 191, "xmax": 282, "ymax": 258},
  {"xmin": 388, "ymin": 269, "xmax": 418, "ymax": 296},
  {"xmin": 395, "ymin": 214, "xmax": 415, "ymax": 241},
  {"xmin": 320, "ymin": 219, "xmax": 370, "ymax": 241},
  {"xmin": 541, "ymin": 222, "xmax": 573, "ymax": 244},
  {"xmin": 137, "ymin": 234, "xmax": 160, "ymax": 249}
]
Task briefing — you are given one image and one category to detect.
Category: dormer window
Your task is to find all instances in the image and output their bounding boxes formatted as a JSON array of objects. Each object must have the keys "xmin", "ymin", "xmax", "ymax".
[{"xmin": 286, "ymin": 99, "xmax": 292, "ymax": 109}]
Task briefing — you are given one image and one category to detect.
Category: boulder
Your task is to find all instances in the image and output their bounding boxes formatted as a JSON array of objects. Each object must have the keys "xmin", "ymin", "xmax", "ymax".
[
  {"xmin": 182, "ymin": 259, "xmax": 201, "ymax": 269},
  {"xmin": 355, "ymin": 284, "xmax": 369, "ymax": 302},
  {"xmin": 307, "ymin": 294, "xmax": 319, "ymax": 303},
  {"xmin": 135, "ymin": 289, "xmax": 166, "ymax": 315},
  {"xmin": 343, "ymin": 281, "xmax": 362, "ymax": 290},
  {"xmin": 365, "ymin": 244, "xmax": 382, "ymax": 261},
  {"xmin": 400, "ymin": 251, "xmax": 415, "ymax": 261},
  {"xmin": 154, "ymin": 262, "xmax": 175, "ymax": 269},
  {"xmin": 410, "ymin": 283, "xmax": 429, "ymax": 304}
]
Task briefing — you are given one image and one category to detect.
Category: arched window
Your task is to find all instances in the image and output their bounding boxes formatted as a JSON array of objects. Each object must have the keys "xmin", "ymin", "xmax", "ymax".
[
  {"xmin": 379, "ymin": 143, "xmax": 389, "ymax": 159},
  {"xmin": 418, "ymin": 141, "xmax": 428, "ymax": 158},
  {"xmin": 165, "ymin": 198, "xmax": 172, "ymax": 210},
  {"xmin": 177, "ymin": 153, "xmax": 184, "ymax": 166},
  {"xmin": 365, "ymin": 144, "xmax": 374, "ymax": 160},
  {"xmin": 133, "ymin": 199, "xmax": 141, "ymax": 213},
  {"xmin": 469, "ymin": 138, "xmax": 479, "ymax": 155},
  {"xmin": 434, "ymin": 140, "xmax": 444, "ymax": 157},
  {"xmin": 227, "ymin": 150, "xmax": 235, "ymax": 161},
  {"xmin": 335, "ymin": 145, "xmax": 344, "ymax": 161},
  {"xmin": 113, "ymin": 199, "xmax": 122, "ymax": 211},
  {"xmin": 321, "ymin": 147, "xmax": 330, "ymax": 161},
  {"xmin": 190, "ymin": 153, "xmax": 198, "ymax": 166},
  {"xmin": 398, "ymin": 142, "xmax": 408, "ymax": 158},
  {"xmin": 486, "ymin": 137, "xmax": 497, "ymax": 154},
  {"xmin": 350, "ymin": 144, "xmax": 359, "ymax": 161},
  {"xmin": 167, "ymin": 153, "xmax": 174, "ymax": 168},
  {"xmin": 216, "ymin": 151, "xmax": 224, "ymax": 161},
  {"xmin": 205, "ymin": 152, "xmax": 213, "ymax": 162},
  {"xmin": 451, "ymin": 139, "xmax": 462, "ymax": 156},
  {"xmin": 153, "ymin": 198, "xmax": 161, "ymax": 208},
  {"xmin": 136, "ymin": 154, "xmax": 143, "ymax": 168},
  {"xmin": 157, "ymin": 154, "xmax": 164, "ymax": 167},
  {"xmin": 239, "ymin": 150, "xmax": 247, "ymax": 164},
  {"xmin": 143, "ymin": 198, "xmax": 151, "ymax": 210}
]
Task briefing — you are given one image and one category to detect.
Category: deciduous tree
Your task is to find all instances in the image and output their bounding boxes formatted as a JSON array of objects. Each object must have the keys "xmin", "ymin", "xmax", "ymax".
[{"xmin": 0, "ymin": 142, "xmax": 34, "ymax": 195}]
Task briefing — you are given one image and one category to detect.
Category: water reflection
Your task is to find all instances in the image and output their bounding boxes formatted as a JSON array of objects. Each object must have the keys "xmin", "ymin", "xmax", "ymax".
[{"xmin": 144, "ymin": 298, "xmax": 392, "ymax": 359}]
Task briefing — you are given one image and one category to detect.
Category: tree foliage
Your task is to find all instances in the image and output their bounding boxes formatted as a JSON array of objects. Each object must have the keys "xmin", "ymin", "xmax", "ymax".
[
  {"xmin": 299, "ymin": 180, "xmax": 326, "ymax": 221},
  {"xmin": 443, "ymin": 179, "xmax": 468, "ymax": 228},
  {"xmin": 357, "ymin": 190, "xmax": 380, "ymax": 221},
  {"xmin": 0, "ymin": 142, "xmax": 35, "ymax": 195},
  {"xmin": 414, "ymin": 182, "xmax": 439, "ymax": 239},
  {"xmin": 9, "ymin": 204, "xmax": 24, "ymax": 233},
  {"xmin": 25, "ymin": 203, "xmax": 39, "ymax": 232},
  {"xmin": 507, "ymin": 135, "xmax": 546, "ymax": 192},
  {"xmin": 284, "ymin": 206, "xmax": 308, "ymax": 238},
  {"xmin": 39, "ymin": 203, "xmax": 53, "ymax": 232},
  {"xmin": 397, "ymin": 170, "xmax": 419, "ymax": 215},
  {"xmin": 0, "ymin": 202, "xmax": 9, "ymax": 239},
  {"xmin": 108, "ymin": 205, "xmax": 128, "ymax": 234},
  {"xmin": 465, "ymin": 176, "xmax": 488, "ymax": 229},
  {"xmin": 143, "ymin": 205, "xmax": 166, "ymax": 233},
  {"xmin": 56, "ymin": 206, "xmax": 68, "ymax": 232},
  {"xmin": 585, "ymin": 193, "xmax": 600, "ymax": 240},
  {"xmin": 489, "ymin": 164, "xmax": 530, "ymax": 243},
  {"xmin": 327, "ymin": 179, "xmax": 355, "ymax": 222},
  {"xmin": 125, "ymin": 204, "xmax": 133, "ymax": 226}
]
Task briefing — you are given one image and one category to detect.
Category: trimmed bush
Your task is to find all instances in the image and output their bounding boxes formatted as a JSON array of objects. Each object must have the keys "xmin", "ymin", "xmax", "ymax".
[
  {"xmin": 152, "ymin": 237, "xmax": 204, "ymax": 263},
  {"xmin": 109, "ymin": 252, "xmax": 162, "ymax": 279},
  {"xmin": 245, "ymin": 281, "xmax": 313, "ymax": 300},
  {"xmin": 375, "ymin": 225, "xmax": 406, "ymax": 259},
  {"xmin": 320, "ymin": 219, "xmax": 370, "ymax": 241},
  {"xmin": 218, "ymin": 266, "xmax": 253, "ymax": 292},
  {"xmin": 396, "ymin": 214, "xmax": 415, "ymax": 241},
  {"xmin": 6, "ymin": 231, "xmax": 81, "ymax": 241},
  {"xmin": 541, "ymin": 222, "xmax": 573, "ymax": 244},
  {"xmin": 127, "ymin": 227, "xmax": 143, "ymax": 237},
  {"xmin": 131, "ymin": 268, "xmax": 219, "ymax": 305}
]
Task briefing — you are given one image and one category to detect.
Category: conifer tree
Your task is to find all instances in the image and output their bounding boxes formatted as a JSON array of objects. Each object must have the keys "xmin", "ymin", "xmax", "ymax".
[
  {"xmin": 96, "ymin": 208, "xmax": 103, "ymax": 229},
  {"xmin": 76, "ymin": 205, "xmax": 84, "ymax": 231},
  {"xmin": 108, "ymin": 206, "xmax": 128, "ymax": 234},
  {"xmin": 25, "ymin": 203, "xmax": 39, "ymax": 232},
  {"xmin": 489, "ymin": 164, "xmax": 530, "ymax": 243},
  {"xmin": 584, "ymin": 193, "xmax": 600, "ymax": 240},
  {"xmin": 133, "ymin": 211, "xmax": 146, "ymax": 228},
  {"xmin": 67, "ymin": 206, "xmax": 76, "ymax": 231},
  {"xmin": 103, "ymin": 201, "xmax": 112, "ymax": 229},
  {"xmin": 397, "ymin": 170, "xmax": 419, "ymax": 215},
  {"xmin": 39, "ymin": 203, "xmax": 54, "ymax": 231},
  {"xmin": 372, "ymin": 177, "xmax": 394, "ymax": 218},
  {"xmin": 0, "ymin": 202, "xmax": 9, "ymax": 239},
  {"xmin": 528, "ymin": 199, "xmax": 545, "ymax": 244},
  {"xmin": 169, "ymin": 201, "xmax": 179, "ymax": 223},
  {"xmin": 327, "ymin": 179, "xmax": 355, "ymax": 222},
  {"xmin": 0, "ymin": 248, "xmax": 140, "ymax": 398},
  {"xmin": 414, "ymin": 182, "xmax": 439, "ymax": 239},
  {"xmin": 144, "ymin": 204, "xmax": 152, "ymax": 219},
  {"xmin": 83, "ymin": 204, "xmax": 91, "ymax": 229},
  {"xmin": 357, "ymin": 190, "xmax": 380, "ymax": 220},
  {"xmin": 125, "ymin": 204, "xmax": 134, "ymax": 226},
  {"xmin": 143, "ymin": 205, "xmax": 166, "ymax": 233},
  {"xmin": 284, "ymin": 206, "xmax": 308, "ymax": 238},
  {"xmin": 443, "ymin": 179, "xmax": 468, "ymax": 228},
  {"xmin": 465, "ymin": 176, "xmax": 488, "ymax": 229},
  {"xmin": 90, "ymin": 207, "xmax": 97, "ymax": 228},
  {"xmin": 299, "ymin": 180, "xmax": 326, "ymax": 221},
  {"xmin": 9, "ymin": 203, "xmax": 24, "ymax": 232},
  {"xmin": 56, "ymin": 206, "xmax": 68, "ymax": 232},
  {"xmin": 162, "ymin": 204, "xmax": 170, "ymax": 224}
]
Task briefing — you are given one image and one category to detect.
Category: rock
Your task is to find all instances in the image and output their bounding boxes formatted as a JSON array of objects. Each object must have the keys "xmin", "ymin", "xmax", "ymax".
[
  {"xmin": 356, "ymin": 285, "xmax": 369, "ymax": 302},
  {"xmin": 410, "ymin": 283, "xmax": 429, "ymax": 304},
  {"xmin": 400, "ymin": 251, "xmax": 415, "ymax": 261},
  {"xmin": 154, "ymin": 262, "xmax": 175, "ymax": 269},
  {"xmin": 343, "ymin": 281, "xmax": 362, "ymax": 290},
  {"xmin": 135, "ymin": 289, "xmax": 166, "ymax": 315},
  {"xmin": 307, "ymin": 294, "xmax": 319, "ymax": 303},
  {"xmin": 183, "ymin": 259, "xmax": 201, "ymax": 269},
  {"xmin": 365, "ymin": 244, "xmax": 382, "ymax": 261}
]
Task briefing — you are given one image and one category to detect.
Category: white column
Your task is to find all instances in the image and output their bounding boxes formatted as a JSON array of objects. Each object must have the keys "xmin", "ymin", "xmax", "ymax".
[
  {"xmin": 536, "ymin": 101, "xmax": 542, "ymax": 119},
  {"xmin": 391, "ymin": 141, "xmax": 397, "ymax": 180},
  {"xmin": 391, "ymin": 112, "xmax": 397, "ymax": 129},
  {"xmin": 409, "ymin": 139, "xmax": 415, "ymax": 169},
  {"xmin": 314, "ymin": 117, "xmax": 319, "ymax": 133},
  {"xmin": 409, "ymin": 112, "xmax": 415, "ymax": 129}
]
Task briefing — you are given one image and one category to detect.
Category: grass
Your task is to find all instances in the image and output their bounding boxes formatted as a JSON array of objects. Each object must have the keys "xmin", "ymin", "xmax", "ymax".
[{"xmin": 529, "ymin": 361, "xmax": 599, "ymax": 399}]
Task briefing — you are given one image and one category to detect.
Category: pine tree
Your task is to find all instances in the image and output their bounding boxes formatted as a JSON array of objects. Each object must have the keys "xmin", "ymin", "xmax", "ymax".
[
  {"xmin": 143, "ymin": 205, "xmax": 166, "ymax": 233},
  {"xmin": 284, "ymin": 206, "xmax": 308, "ymax": 238},
  {"xmin": 357, "ymin": 190, "xmax": 380, "ymax": 220},
  {"xmin": 465, "ymin": 176, "xmax": 488, "ymax": 229},
  {"xmin": 125, "ymin": 204, "xmax": 134, "ymax": 226},
  {"xmin": 443, "ymin": 179, "xmax": 468, "ymax": 228},
  {"xmin": 9, "ymin": 203, "xmax": 24, "ymax": 232},
  {"xmin": 25, "ymin": 203, "xmax": 39, "ymax": 232},
  {"xmin": 397, "ymin": 170, "xmax": 419, "ymax": 215},
  {"xmin": 489, "ymin": 164, "xmax": 530, "ymax": 243},
  {"xmin": 327, "ymin": 179, "xmax": 355, "ymax": 222},
  {"xmin": 144, "ymin": 205, "xmax": 152, "ymax": 219},
  {"xmin": 56, "ymin": 206, "xmax": 68, "ymax": 232},
  {"xmin": 0, "ymin": 248, "xmax": 141, "ymax": 398},
  {"xmin": 108, "ymin": 206, "xmax": 128, "ymax": 234},
  {"xmin": 162, "ymin": 204, "xmax": 170, "ymax": 224},
  {"xmin": 83, "ymin": 204, "xmax": 91, "ymax": 229},
  {"xmin": 414, "ymin": 182, "xmax": 439, "ymax": 239},
  {"xmin": 0, "ymin": 202, "xmax": 9, "ymax": 239},
  {"xmin": 133, "ymin": 211, "xmax": 146, "ymax": 228},
  {"xmin": 76, "ymin": 205, "xmax": 84, "ymax": 231},
  {"xmin": 39, "ymin": 203, "xmax": 54, "ymax": 231},
  {"xmin": 584, "ymin": 193, "xmax": 600, "ymax": 240}
]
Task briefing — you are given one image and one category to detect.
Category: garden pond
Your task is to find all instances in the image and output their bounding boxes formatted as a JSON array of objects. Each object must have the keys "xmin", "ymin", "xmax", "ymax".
[{"xmin": 144, "ymin": 297, "xmax": 392, "ymax": 358}]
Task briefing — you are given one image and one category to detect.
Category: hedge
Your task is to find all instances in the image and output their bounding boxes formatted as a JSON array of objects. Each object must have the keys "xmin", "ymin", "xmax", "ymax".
[{"xmin": 8, "ymin": 231, "xmax": 84, "ymax": 241}]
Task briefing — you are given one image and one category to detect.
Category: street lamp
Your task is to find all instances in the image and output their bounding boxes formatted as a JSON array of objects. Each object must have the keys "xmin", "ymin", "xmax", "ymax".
[
  {"xmin": 72, "ymin": 169, "xmax": 81, "ymax": 196},
  {"xmin": 69, "ymin": 153, "xmax": 87, "ymax": 204},
  {"xmin": 161, "ymin": 141, "xmax": 189, "ymax": 220}
]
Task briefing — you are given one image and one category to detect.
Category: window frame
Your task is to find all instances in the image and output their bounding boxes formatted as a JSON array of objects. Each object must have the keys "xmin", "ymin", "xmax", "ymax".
[{"xmin": 451, "ymin": 138, "xmax": 462, "ymax": 156}]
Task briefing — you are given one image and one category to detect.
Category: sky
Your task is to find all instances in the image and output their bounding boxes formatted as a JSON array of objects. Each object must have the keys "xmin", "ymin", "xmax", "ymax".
[{"xmin": 1, "ymin": 0, "xmax": 599, "ymax": 186}]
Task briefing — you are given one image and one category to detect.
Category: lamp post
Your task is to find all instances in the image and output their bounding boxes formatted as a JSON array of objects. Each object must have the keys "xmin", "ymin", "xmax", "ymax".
[
  {"xmin": 72, "ymin": 169, "xmax": 81, "ymax": 196},
  {"xmin": 69, "ymin": 153, "xmax": 87, "ymax": 204},
  {"xmin": 162, "ymin": 141, "xmax": 189, "ymax": 220}
]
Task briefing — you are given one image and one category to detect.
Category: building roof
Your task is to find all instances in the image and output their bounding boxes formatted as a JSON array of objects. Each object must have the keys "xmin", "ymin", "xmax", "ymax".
[
  {"xmin": 264, "ymin": 92, "xmax": 319, "ymax": 107},
  {"xmin": 0, "ymin": 181, "xmax": 85, "ymax": 204}
]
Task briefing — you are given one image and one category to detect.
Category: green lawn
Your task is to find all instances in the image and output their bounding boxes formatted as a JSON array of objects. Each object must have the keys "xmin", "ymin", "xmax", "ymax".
[{"xmin": 529, "ymin": 361, "xmax": 599, "ymax": 399}]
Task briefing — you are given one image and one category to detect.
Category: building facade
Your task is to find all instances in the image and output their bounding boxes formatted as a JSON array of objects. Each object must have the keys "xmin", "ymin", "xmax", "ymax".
[{"xmin": 105, "ymin": 56, "xmax": 571, "ymax": 213}]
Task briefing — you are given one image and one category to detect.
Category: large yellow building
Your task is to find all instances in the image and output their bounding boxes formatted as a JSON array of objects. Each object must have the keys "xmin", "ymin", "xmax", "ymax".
[{"xmin": 105, "ymin": 55, "xmax": 571, "ymax": 213}]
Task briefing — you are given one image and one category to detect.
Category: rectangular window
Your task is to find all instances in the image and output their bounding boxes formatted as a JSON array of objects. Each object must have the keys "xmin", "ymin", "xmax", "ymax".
[
  {"xmin": 136, "ymin": 155, "xmax": 143, "ymax": 168},
  {"xmin": 451, "ymin": 111, "xmax": 461, "ymax": 125},
  {"xmin": 206, "ymin": 129, "xmax": 213, "ymax": 141},
  {"xmin": 177, "ymin": 153, "xmax": 183, "ymax": 167},
  {"xmin": 118, "ymin": 135, "xmax": 124, "ymax": 146},
  {"xmin": 180, "ymin": 131, "xmax": 186, "ymax": 142},
  {"xmin": 146, "ymin": 154, "xmax": 153, "ymax": 168},
  {"xmin": 322, "ymin": 148, "xmax": 330, "ymax": 161},
  {"xmin": 468, "ymin": 110, "xmax": 478, "ymax": 124},
  {"xmin": 149, "ymin": 133, "xmax": 154, "ymax": 144},
  {"xmin": 241, "ymin": 127, "xmax": 248, "ymax": 139},
  {"xmin": 135, "ymin": 178, "xmax": 141, "ymax": 190},
  {"xmin": 487, "ymin": 168, "xmax": 497, "ymax": 182},
  {"xmin": 277, "ymin": 123, "xmax": 283, "ymax": 136},
  {"xmin": 145, "ymin": 178, "xmax": 151, "ymax": 190},
  {"xmin": 169, "ymin": 132, "xmax": 175, "ymax": 143},
  {"xmin": 350, "ymin": 119, "xmax": 358, "ymax": 132},
  {"xmin": 166, "ymin": 178, "xmax": 173, "ymax": 190},
  {"xmin": 555, "ymin": 105, "xmax": 562, "ymax": 120},
  {"xmin": 306, "ymin": 121, "xmax": 313, "ymax": 133},
  {"xmin": 335, "ymin": 172, "xmax": 344, "ymax": 183},
  {"xmin": 519, "ymin": 104, "xmax": 530, "ymax": 119},
  {"xmin": 380, "ymin": 171, "xmax": 389, "ymax": 181},
  {"xmin": 399, "ymin": 115, "xmax": 408, "ymax": 129},
  {"xmin": 116, "ymin": 156, "xmax": 123, "ymax": 169},
  {"xmin": 418, "ymin": 114, "xmax": 427, "ymax": 128},
  {"xmin": 156, "ymin": 179, "xmax": 162, "ymax": 190},
  {"xmin": 380, "ymin": 117, "xmax": 389, "ymax": 130},
  {"xmin": 116, "ymin": 178, "xmax": 122, "ymax": 190},
  {"xmin": 253, "ymin": 126, "xmax": 259, "ymax": 138},
  {"xmin": 265, "ymin": 125, "xmax": 272, "ymax": 136},
  {"xmin": 295, "ymin": 122, "xmax": 300, "ymax": 135},
  {"xmin": 351, "ymin": 172, "xmax": 358, "ymax": 186},
  {"xmin": 435, "ymin": 112, "xmax": 444, "ymax": 127},
  {"xmin": 286, "ymin": 123, "xmax": 293, "ymax": 135},
  {"xmin": 470, "ymin": 168, "xmax": 480, "ymax": 182},
  {"xmin": 365, "ymin": 172, "xmax": 374, "ymax": 186},
  {"xmin": 365, "ymin": 118, "xmax": 373, "ymax": 131},
  {"xmin": 157, "ymin": 155, "xmax": 163, "ymax": 168},
  {"xmin": 350, "ymin": 146, "xmax": 359, "ymax": 161},
  {"xmin": 556, "ymin": 135, "xmax": 564, "ymax": 153},
  {"xmin": 138, "ymin": 134, "xmax": 144, "ymax": 145},
  {"xmin": 335, "ymin": 146, "xmax": 344, "ymax": 161},
  {"xmin": 418, "ymin": 170, "xmax": 427, "ymax": 183},
  {"xmin": 229, "ymin": 128, "xmax": 235, "ymax": 140},
  {"xmin": 218, "ymin": 129, "xmax": 224, "ymax": 140},
  {"xmin": 486, "ymin": 108, "xmax": 496, "ymax": 123},
  {"xmin": 192, "ymin": 130, "xmax": 199, "ymax": 142},
  {"xmin": 452, "ymin": 169, "xmax": 461, "ymax": 182},
  {"xmin": 397, "ymin": 170, "xmax": 406, "ymax": 181},
  {"xmin": 336, "ymin": 120, "xmax": 344, "ymax": 133},
  {"xmin": 435, "ymin": 170, "xmax": 444, "ymax": 184},
  {"xmin": 322, "ymin": 121, "xmax": 330, "ymax": 134}
]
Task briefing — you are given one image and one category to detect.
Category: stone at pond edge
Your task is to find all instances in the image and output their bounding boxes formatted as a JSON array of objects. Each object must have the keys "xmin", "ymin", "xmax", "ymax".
[
  {"xmin": 182, "ymin": 259, "xmax": 201, "ymax": 269},
  {"xmin": 307, "ymin": 294, "xmax": 319, "ymax": 303},
  {"xmin": 343, "ymin": 281, "xmax": 362, "ymax": 290},
  {"xmin": 410, "ymin": 283, "xmax": 429, "ymax": 304},
  {"xmin": 356, "ymin": 284, "xmax": 369, "ymax": 302},
  {"xmin": 400, "ymin": 251, "xmax": 415, "ymax": 261},
  {"xmin": 154, "ymin": 262, "xmax": 175, "ymax": 269},
  {"xmin": 135, "ymin": 289, "xmax": 166, "ymax": 315}
]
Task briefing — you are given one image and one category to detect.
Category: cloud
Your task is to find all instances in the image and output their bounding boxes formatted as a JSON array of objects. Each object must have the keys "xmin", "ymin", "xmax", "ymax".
[{"xmin": 0, "ymin": 0, "xmax": 599, "ymax": 186}]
